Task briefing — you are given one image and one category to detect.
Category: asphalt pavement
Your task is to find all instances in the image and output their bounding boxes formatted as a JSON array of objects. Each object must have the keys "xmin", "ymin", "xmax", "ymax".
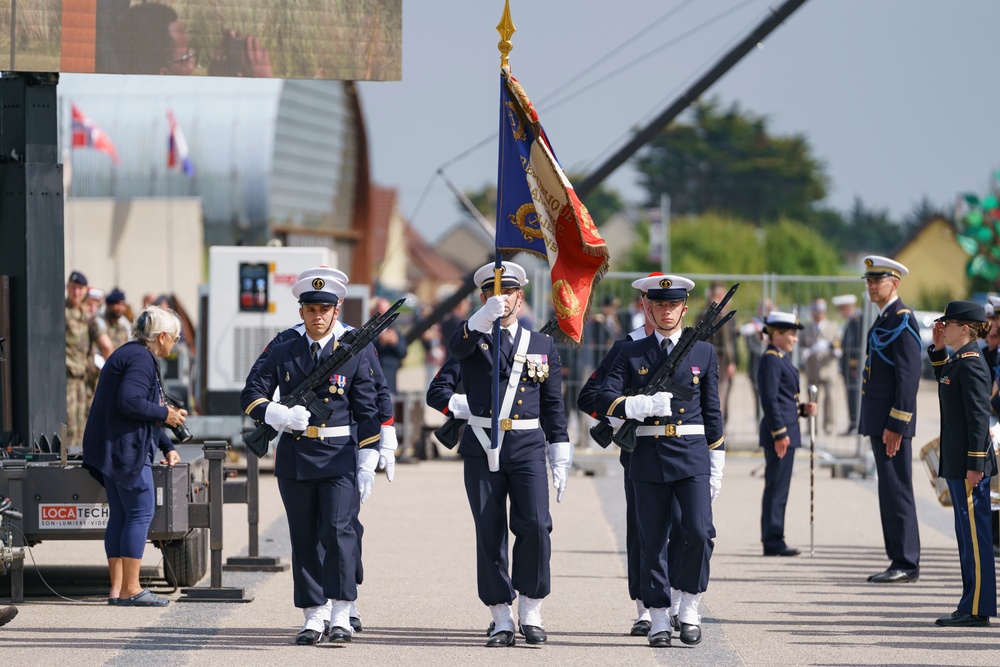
[{"xmin": 1, "ymin": 373, "xmax": 998, "ymax": 665}]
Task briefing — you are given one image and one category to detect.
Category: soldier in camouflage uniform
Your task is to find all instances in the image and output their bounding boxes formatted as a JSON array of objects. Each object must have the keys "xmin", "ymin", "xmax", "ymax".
[
  {"xmin": 66, "ymin": 271, "xmax": 95, "ymax": 445},
  {"xmin": 91, "ymin": 288, "xmax": 132, "ymax": 361}
]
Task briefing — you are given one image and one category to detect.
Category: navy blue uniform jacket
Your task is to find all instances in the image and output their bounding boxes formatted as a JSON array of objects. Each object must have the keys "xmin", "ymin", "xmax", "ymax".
[
  {"xmin": 757, "ymin": 345, "xmax": 805, "ymax": 449},
  {"xmin": 82, "ymin": 341, "xmax": 175, "ymax": 490},
  {"xmin": 859, "ymin": 299, "xmax": 921, "ymax": 437},
  {"xmin": 449, "ymin": 322, "xmax": 568, "ymax": 461},
  {"xmin": 248, "ymin": 322, "xmax": 394, "ymax": 425},
  {"xmin": 928, "ymin": 341, "xmax": 999, "ymax": 480},
  {"xmin": 594, "ymin": 336, "xmax": 723, "ymax": 483},
  {"xmin": 426, "ymin": 355, "xmax": 462, "ymax": 415},
  {"xmin": 241, "ymin": 335, "xmax": 381, "ymax": 480}
]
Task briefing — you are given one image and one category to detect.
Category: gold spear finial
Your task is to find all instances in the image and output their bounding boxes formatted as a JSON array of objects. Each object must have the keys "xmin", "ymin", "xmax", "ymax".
[{"xmin": 497, "ymin": 0, "xmax": 516, "ymax": 70}]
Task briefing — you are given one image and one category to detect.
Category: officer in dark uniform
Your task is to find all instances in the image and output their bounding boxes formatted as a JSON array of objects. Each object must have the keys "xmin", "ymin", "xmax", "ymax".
[
  {"xmin": 833, "ymin": 294, "xmax": 864, "ymax": 434},
  {"xmin": 448, "ymin": 261, "xmax": 571, "ymax": 648},
  {"xmin": 241, "ymin": 275, "xmax": 381, "ymax": 645},
  {"xmin": 928, "ymin": 301, "xmax": 997, "ymax": 627},
  {"xmin": 578, "ymin": 273, "xmax": 726, "ymax": 637},
  {"xmin": 245, "ymin": 266, "xmax": 395, "ymax": 634},
  {"xmin": 757, "ymin": 312, "xmax": 817, "ymax": 557},
  {"xmin": 594, "ymin": 274, "xmax": 723, "ymax": 648},
  {"xmin": 858, "ymin": 255, "xmax": 922, "ymax": 583}
]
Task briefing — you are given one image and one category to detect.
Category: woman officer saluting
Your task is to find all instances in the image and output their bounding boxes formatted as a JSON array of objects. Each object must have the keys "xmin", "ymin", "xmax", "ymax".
[{"xmin": 928, "ymin": 300, "xmax": 997, "ymax": 627}]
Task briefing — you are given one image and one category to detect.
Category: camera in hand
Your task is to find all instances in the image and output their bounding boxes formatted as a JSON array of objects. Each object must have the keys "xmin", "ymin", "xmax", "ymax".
[{"xmin": 168, "ymin": 421, "xmax": 193, "ymax": 444}]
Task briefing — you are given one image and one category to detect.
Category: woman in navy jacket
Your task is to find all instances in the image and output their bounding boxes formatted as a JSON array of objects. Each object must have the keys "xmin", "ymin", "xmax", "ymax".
[
  {"xmin": 83, "ymin": 306, "xmax": 187, "ymax": 607},
  {"xmin": 928, "ymin": 301, "xmax": 997, "ymax": 627},
  {"xmin": 757, "ymin": 312, "xmax": 816, "ymax": 557}
]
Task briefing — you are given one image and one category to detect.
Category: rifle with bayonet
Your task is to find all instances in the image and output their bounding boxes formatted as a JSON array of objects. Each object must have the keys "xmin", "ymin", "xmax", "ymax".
[
  {"xmin": 433, "ymin": 316, "xmax": 559, "ymax": 450},
  {"xmin": 590, "ymin": 283, "xmax": 739, "ymax": 452},
  {"xmin": 243, "ymin": 298, "xmax": 406, "ymax": 458}
]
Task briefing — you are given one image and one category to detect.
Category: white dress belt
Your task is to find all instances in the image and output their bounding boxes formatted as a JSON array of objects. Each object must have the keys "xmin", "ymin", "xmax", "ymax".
[
  {"xmin": 635, "ymin": 424, "xmax": 705, "ymax": 437},
  {"xmin": 467, "ymin": 416, "xmax": 540, "ymax": 431},
  {"xmin": 302, "ymin": 425, "xmax": 351, "ymax": 439}
]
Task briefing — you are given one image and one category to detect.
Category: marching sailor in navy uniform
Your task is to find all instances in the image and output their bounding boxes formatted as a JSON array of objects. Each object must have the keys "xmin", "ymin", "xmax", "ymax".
[
  {"xmin": 593, "ymin": 274, "xmax": 723, "ymax": 648},
  {"xmin": 241, "ymin": 274, "xmax": 382, "ymax": 645},
  {"xmin": 447, "ymin": 261, "xmax": 572, "ymax": 648},
  {"xmin": 246, "ymin": 266, "xmax": 395, "ymax": 634},
  {"xmin": 928, "ymin": 301, "xmax": 997, "ymax": 627},
  {"xmin": 577, "ymin": 273, "xmax": 725, "ymax": 638},
  {"xmin": 858, "ymin": 255, "xmax": 922, "ymax": 584},
  {"xmin": 757, "ymin": 312, "xmax": 817, "ymax": 557}
]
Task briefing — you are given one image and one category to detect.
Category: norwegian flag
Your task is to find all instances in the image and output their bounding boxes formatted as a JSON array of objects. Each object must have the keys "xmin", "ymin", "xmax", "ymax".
[
  {"xmin": 167, "ymin": 109, "xmax": 194, "ymax": 177},
  {"xmin": 70, "ymin": 104, "xmax": 119, "ymax": 165}
]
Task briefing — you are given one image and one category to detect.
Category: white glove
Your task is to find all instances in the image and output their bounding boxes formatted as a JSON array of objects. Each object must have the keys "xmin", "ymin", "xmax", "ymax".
[
  {"xmin": 709, "ymin": 449, "xmax": 726, "ymax": 503},
  {"xmin": 378, "ymin": 425, "xmax": 398, "ymax": 483},
  {"xmin": 448, "ymin": 393, "xmax": 472, "ymax": 420},
  {"xmin": 286, "ymin": 405, "xmax": 311, "ymax": 432},
  {"xmin": 357, "ymin": 447, "xmax": 380, "ymax": 504},
  {"xmin": 467, "ymin": 296, "xmax": 506, "ymax": 333},
  {"xmin": 547, "ymin": 442, "xmax": 573, "ymax": 503},
  {"xmin": 264, "ymin": 403, "xmax": 291, "ymax": 430},
  {"xmin": 811, "ymin": 338, "xmax": 831, "ymax": 354},
  {"xmin": 624, "ymin": 392, "xmax": 673, "ymax": 420}
]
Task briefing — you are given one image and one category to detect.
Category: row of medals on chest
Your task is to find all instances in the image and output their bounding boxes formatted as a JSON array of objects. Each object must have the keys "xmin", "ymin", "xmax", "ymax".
[{"xmin": 479, "ymin": 342, "xmax": 549, "ymax": 382}]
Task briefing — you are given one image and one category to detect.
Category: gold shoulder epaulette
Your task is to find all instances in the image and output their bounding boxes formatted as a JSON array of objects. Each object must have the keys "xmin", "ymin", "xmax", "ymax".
[
  {"xmin": 765, "ymin": 349, "xmax": 782, "ymax": 357},
  {"xmin": 960, "ymin": 351, "xmax": 981, "ymax": 358},
  {"xmin": 897, "ymin": 308, "xmax": 912, "ymax": 315}
]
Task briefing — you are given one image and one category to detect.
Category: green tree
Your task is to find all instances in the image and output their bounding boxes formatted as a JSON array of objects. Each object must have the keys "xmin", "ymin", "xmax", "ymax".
[
  {"xmin": 634, "ymin": 98, "xmax": 829, "ymax": 223},
  {"xmin": 761, "ymin": 219, "xmax": 842, "ymax": 276},
  {"xmin": 843, "ymin": 197, "xmax": 905, "ymax": 254}
]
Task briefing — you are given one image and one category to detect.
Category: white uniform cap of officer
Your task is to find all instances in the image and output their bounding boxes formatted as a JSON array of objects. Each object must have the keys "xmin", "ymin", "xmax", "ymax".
[
  {"xmin": 862, "ymin": 255, "xmax": 908, "ymax": 279},
  {"xmin": 297, "ymin": 266, "xmax": 349, "ymax": 285},
  {"xmin": 831, "ymin": 294, "xmax": 857, "ymax": 307},
  {"xmin": 291, "ymin": 275, "xmax": 347, "ymax": 305},
  {"xmin": 631, "ymin": 273, "xmax": 695, "ymax": 301},
  {"xmin": 763, "ymin": 311, "xmax": 804, "ymax": 330},
  {"xmin": 474, "ymin": 261, "xmax": 529, "ymax": 291}
]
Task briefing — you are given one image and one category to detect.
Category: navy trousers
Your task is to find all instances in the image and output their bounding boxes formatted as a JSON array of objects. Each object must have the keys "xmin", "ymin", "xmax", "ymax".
[
  {"xmin": 277, "ymin": 474, "xmax": 359, "ymax": 608},
  {"xmin": 946, "ymin": 477, "xmax": 997, "ymax": 617},
  {"xmin": 761, "ymin": 447, "xmax": 796, "ymax": 551},
  {"xmin": 633, "ymin": 473, "xmax": 714, "ymax": 609},
  {"xmin": 463, "ymin": 455, "xmax": 552, "ymax": 605},
  {"xmin": 870, "ymin": 436, "xmax": 920, "ymax": 574},
  {"xmin": 622, "ymin": 455, "xmax": 642, "ymax": 601}
]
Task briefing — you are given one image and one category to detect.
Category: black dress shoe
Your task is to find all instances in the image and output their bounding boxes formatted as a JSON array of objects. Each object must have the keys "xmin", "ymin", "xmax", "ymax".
[
  {"xmin": 679, "ymin": 622, "xmax": 702, "ymax": 645},
  {"xmin": 295, "ymin": 629, "xmax": 323, "ymax": 645},
  {"xmin": 519, "ymin": 624, "xmax": 547, "ymax": 644},
  {"xmin": 648, "ymin": 631, "xmax": 671, "ymax": 648},
  {"xmin": 630, "ymin": 619, "xmax": 651, "ymax": 636},
  {"xmin": 867, "ymin": 569, "xmax": 918, "ymax": 583},
  {"xmin": 670, "ymin": 614, "xmax": 679, "ymax": 630},
  {"xmin": 350, "ymin": 616, "xmax": 363, "ymax": 633},
  {"xmin": 935, "ymin": 611, "xmax": 990, "ymax": 627},
  {"xmin": 763, "ymin": 546, "xmax": 801, "ymax": 557},
  {"xmin": 486, "ymin": 621, "xmax": 495, "ymax": 636},
  {"xmin": 327, "ymin": 626, "xmax": 352, "ymax": 643},
  {"xmin": 486, "ymin": 630, "xmax": 515, "ymax": 647},
  {"xmin": 0, "ymin": 605, "xmax": 17, "ymax": 628}
]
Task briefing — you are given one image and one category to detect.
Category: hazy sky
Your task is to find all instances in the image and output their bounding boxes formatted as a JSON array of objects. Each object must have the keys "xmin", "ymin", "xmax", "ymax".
[{"xmin": 359, "ymin": 0, "xmax": 1000, "ymax": 243}]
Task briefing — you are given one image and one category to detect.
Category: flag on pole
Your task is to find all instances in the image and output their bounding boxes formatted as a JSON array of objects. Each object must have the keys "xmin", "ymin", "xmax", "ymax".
[
  {"xmin": 70, "ymin": 104, "xmax": 119, "ymax": 164},
  {"xmin": 167, "ymin": 109, "xmax": 195, "ymax": 177},
  {"xmin": 495, "ymin": 69, "xmax": 609, "ymax": 344}
]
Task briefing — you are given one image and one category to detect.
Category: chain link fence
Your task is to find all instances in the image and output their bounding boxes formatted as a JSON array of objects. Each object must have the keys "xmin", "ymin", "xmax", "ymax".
[{"xmin": 522, "ymin": 269, "xmax": 900, "ymax": 463}]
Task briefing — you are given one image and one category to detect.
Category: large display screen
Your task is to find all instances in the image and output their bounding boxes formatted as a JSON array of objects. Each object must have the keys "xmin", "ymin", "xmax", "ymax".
[{"xmin": 2, "ymin": 0, "xmax": 401, "ymax": 80}]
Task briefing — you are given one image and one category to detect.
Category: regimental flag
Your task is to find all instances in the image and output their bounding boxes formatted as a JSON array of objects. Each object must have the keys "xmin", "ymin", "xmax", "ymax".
[
  {"xmin": 495, "ymin": 69, "xmax": 609, "ymax": 344},
  {"xmin": 167, "ymin": 109, "xmax": 195, "ymax": 177},
  {"xmin": 71, "ymin": 104, "xmax": 119, "ymax": 164}
]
